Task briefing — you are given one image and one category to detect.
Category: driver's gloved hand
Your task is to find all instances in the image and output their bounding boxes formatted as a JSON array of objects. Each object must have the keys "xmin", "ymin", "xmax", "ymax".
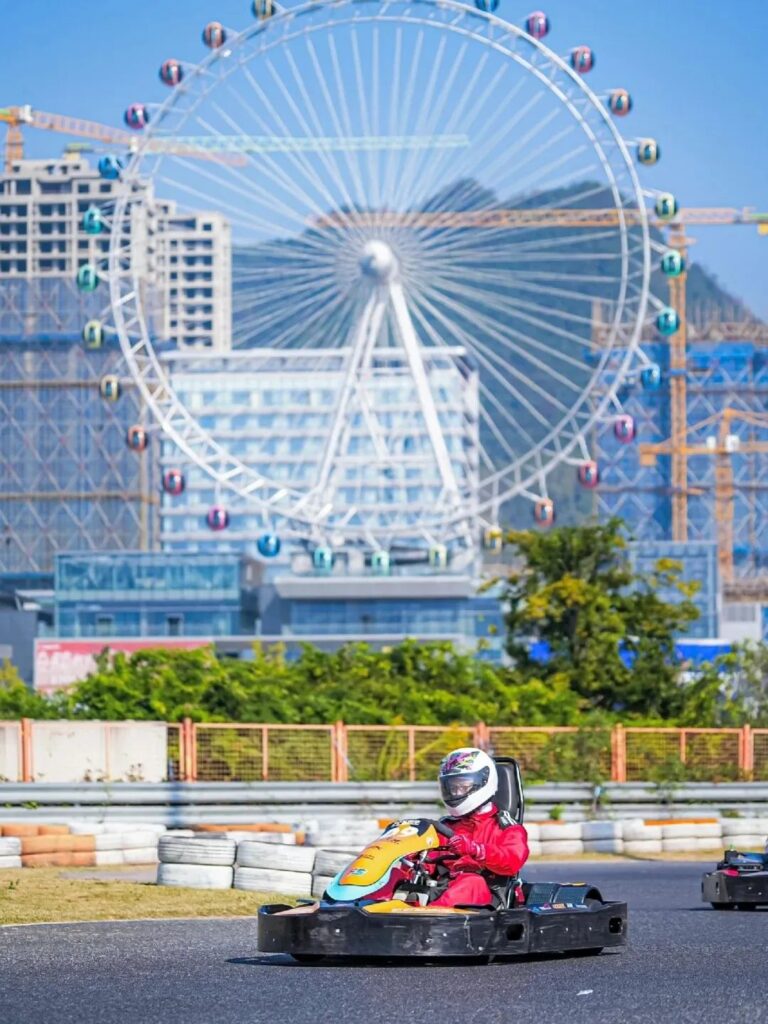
[{"xmin": 447, "ymin": 833, "xmax": 486, "ymax": 862}]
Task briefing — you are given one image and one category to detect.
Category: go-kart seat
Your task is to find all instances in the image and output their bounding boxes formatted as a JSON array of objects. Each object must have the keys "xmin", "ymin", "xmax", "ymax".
[{"xmin": 493, "ymin": 756, "xmax": 525, "ymax": 826}]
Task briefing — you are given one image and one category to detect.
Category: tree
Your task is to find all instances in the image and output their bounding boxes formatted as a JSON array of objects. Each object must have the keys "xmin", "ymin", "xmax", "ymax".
[{"xmin": 503, "ymin": 518, "xmax": 700, "ymax": 718}]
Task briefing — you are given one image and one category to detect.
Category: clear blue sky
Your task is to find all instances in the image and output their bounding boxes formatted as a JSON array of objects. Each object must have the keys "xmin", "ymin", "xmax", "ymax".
[{"xmin": 2, "ymin": 0, "xmax": 766, "ymax": 315}]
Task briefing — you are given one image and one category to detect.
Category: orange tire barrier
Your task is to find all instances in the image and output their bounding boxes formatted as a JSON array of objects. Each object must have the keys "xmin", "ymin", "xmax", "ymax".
[
  {"xmin": 38, "ymin": 825, "xmax": 71, "ymax": 836},
  {"xmin": 20, "ymin": 835, "xmax": 96, "ymax": 855},
  {"xmin": 644, "ymin": 818, "xmax": 719, "ymax": 826},
  {"xmin": 21, "ymin": 851, "xmax": 97, "ymax": 868},
  {"xmin": 1, "ymin": 824, "xmax": 41, "ymax": 837}
]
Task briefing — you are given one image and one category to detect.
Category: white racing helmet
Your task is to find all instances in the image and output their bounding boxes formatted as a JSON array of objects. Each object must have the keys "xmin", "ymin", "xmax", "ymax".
[{"xmin": 438, "ymin": 747, "xmax": 498, "ymax": 818}]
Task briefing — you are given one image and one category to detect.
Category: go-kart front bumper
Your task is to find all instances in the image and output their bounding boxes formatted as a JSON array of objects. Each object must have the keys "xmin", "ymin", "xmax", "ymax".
[{"xmin": 257, "ymin": 899, "xmax": 627, "ymax": 959}]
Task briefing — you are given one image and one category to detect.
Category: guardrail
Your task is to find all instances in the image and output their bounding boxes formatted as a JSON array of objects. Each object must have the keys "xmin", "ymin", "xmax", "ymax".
[
  {"xmin": 3, "ymin": 719, "xmax": 767, "ymax": 784},
  {"xmin": 4, "ymin": 781, "xmax": 768, "ymax": 827}
]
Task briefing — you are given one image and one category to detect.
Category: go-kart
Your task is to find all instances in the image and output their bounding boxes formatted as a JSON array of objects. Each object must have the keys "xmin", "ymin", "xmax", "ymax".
[
  {"xmin": 258, "ymin": 757, "xmax": 627, "ymax": 961},
  {"xmin": 702, "ymin": 848, "xmax": 768, "ymax": 910}
]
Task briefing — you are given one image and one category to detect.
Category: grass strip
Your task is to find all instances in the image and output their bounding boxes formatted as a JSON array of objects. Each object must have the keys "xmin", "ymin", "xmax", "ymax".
[{"xmin": 0, "ymin": 867, "xmax": 287, "ymax": 926}]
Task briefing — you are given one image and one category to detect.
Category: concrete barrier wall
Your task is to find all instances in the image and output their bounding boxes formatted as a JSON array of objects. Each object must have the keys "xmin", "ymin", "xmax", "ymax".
[
  {"xmin": 29, "ymin": 722, "xmax": 167, "ymax": 782},
  {"xmin": 0, "ymin": 723, "xmax": 21, "ymax": 782}
]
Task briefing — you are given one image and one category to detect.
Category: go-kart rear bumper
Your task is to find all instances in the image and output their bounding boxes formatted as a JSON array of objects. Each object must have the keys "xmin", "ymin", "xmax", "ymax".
[
  {"xmin": 257, "ymin": 900, "xmax": 627, "ymax": 959},
  {"xmin": 702, "ymin": 869, "xmax": 768, "ymax": 906}
]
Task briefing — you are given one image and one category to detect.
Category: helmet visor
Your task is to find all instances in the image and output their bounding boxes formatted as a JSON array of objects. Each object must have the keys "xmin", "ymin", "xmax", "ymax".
[{"xmin": 440, "ymin": 767, "xmax": 490, "ymax": 809}]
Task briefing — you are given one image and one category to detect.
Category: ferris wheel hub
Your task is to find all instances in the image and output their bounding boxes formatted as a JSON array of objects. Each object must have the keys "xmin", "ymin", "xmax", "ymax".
[{"xmin": 360, "ymin": 239, "xmax": 397, "ymax": 283}]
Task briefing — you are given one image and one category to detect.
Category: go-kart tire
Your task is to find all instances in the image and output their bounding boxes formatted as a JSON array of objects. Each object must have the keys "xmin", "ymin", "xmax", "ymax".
[
  {"xmin": 0, "ymin": 838, "xmax": 22, "ymax": 856},
  {"xmin": 710, "ymin": 903, "xmax": 734, "ymax": 910},
  {"xmin": 292, "ymin": 954, "xmax": 326, "ymax": 964},
  {"xmin": 572, "ymin": 947, "xmax": 604, "ymax": 957},
  {"xmin": 737, "ymin": 903, "xmax": 757, "ymax": 911},
  {"xmin": 157, "ymin": 863, "xmax": 234, "ymax": 889},
  {"xmin": 158, "ymin": 836, "xmax": 236, "ymax": 866},
  {"xmin": 237, "ymin": 842, "xmax": 316, "ymax": 872}
]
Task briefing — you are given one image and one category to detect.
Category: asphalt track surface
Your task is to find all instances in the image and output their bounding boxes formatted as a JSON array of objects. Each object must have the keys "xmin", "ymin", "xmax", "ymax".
[{"xmin": 2, "ymin": 860, "xmax": 766, "ymax": 1024}]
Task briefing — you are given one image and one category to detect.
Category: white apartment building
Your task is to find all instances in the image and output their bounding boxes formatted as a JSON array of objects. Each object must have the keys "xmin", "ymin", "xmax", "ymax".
[{"xmin": 0, "ymin": 157, "xmax": 231, "ymax": 350}]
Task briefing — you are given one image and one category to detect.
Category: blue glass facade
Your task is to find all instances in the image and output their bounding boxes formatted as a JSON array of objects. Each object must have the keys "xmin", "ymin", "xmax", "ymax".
[{"xmin": 54, "ymin": 552, "xmax": 257, "ymax": 638}]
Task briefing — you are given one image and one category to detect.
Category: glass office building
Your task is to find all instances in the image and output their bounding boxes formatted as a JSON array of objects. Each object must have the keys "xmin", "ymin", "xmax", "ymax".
[
  {"xmin": 159, "ymin": 347, "xmax": 479, "ymax": 553},
  {"xmin": 54, "ymin": 552, "xmax": 259, "ymax": 638}
]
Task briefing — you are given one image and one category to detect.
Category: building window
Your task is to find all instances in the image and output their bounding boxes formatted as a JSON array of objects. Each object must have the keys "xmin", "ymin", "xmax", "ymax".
[
  {"xmin": 166, "ymin": 614, "xmax": 183, "ymax": 636},
  {"xmin": 96, "ymin": 615, "xmax": 114, "ymax": 636}
]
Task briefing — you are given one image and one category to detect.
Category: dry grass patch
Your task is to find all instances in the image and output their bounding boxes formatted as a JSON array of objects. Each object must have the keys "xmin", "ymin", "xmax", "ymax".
[{"xmin": 0, "ymin": 867, "xmax": 290, "ymax": 926}]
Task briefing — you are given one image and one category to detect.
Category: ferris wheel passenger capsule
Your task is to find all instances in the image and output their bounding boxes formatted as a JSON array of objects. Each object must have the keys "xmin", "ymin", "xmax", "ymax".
[
  {"xmin": 160, "ymin": 59, "xmax": 184, "ymax": 87},
  {"xmin": 126, "ymin": 425, "xmax": 148, "ymax": 452},
  {"xmin": 660, "ymin": 249, "xmax": 685, "ymax": 276},
  {"xmin": 252, "ymin": 0, "xmax": 274, "ymax": 19},
  {"xmin": 97, "ymin": 154, "xmax": 123, "ymax": 180},
  {"xmin": 82, "ymin": 206, "xmax": 105, "ymax": 235},
  {"xmin": 613, "ymin": 415, "xmax": 636, "ymax": 444},
  {"xmin": 76, "ymin": 264, "xmax": 99, "ymax": 293},
  {"xmin": 202, "ymin": 21, "xmax": 227, "ymax": 48},
  {"xmin": 525, "ymin": 11, "xmax": 550, "ymax": 39},
  {"xmin": 637, "ymin": 138, "xmax": 660, "ymax": 165},
  {"xmin": 570, "ymin": 46, "xmax": 595, "ymax": 74},
  {"xmin": 641, "ymin": 363, "xmax": 662, "ymax": 389},
  {"xmin": 533, "ymin": 500, "xmax": 555, "ymax": 526},
  {"xmin": 313, "ymin": 546, "xmax": 334, "ymax": 572},
  {"xmin": 608, "ymin": 89, "xmax": 632, "ymax": 116},
  {"xmin": 124, "ymin": 104, "xmax": 149, "ymax": 130},
  {"xmin": 475, "ymin": 0, "xmax": 500, "ymax": 11},
  {"xmin": 99, "ymin": 375, "xmax": 121, "ymax": 401},
  {"xmin": 656, "ymin": 307, "xmax": 680, "ymax": 335},
  {"xmin": 207, "ymin": 506, "xmax": 230, "ymax": 531},
  {"xmin": 162, "ymin": 469, "xmax": 185, "ymax": 496},
  {"xmin": 256, "ymin": 533, "xmax": 281, "ymax": 557},
  {"xmin": 482, "ymin": 527, "xmax": 503, "ymax": 554},
  {"xmin": 577, "ymin": 461, "xmax": 600, "ymax": 488},
  {"xmin": 371, "ymin": 550, "xmax": 391, "ymax": 575},
  {"xmin": 82, "ymin": 320, "xmax": 103, "ymax": 348},
  {"xmin": 655, "ymin": 192, "xmax": 679, "ymax": 221}
]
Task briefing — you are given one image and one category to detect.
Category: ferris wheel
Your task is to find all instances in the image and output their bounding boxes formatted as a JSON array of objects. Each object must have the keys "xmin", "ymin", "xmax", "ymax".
[{"xmin": 84, "ymin": 1, "xmax": 679, "ymax": 557}]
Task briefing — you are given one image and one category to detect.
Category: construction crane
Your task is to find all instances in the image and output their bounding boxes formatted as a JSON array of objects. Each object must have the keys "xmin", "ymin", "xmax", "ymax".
[
  {"xmin": 639, "ymin": 407, "xmax": 768, "ymax": 592},
  {"xmin": 0, "ymin": 105, "xmax": 247, "ymax": 171}
]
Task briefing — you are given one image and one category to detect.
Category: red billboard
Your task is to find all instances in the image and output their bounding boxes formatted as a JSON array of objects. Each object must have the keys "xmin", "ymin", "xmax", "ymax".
[{"xmin": 34, "ymin": 637, "xmax": 210, "ymax": 693}]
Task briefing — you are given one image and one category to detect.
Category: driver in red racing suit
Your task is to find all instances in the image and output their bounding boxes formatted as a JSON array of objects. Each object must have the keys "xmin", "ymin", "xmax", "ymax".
[{"xmin": 429, "ymin": 747, "xmax": 529, "ymax": 907}]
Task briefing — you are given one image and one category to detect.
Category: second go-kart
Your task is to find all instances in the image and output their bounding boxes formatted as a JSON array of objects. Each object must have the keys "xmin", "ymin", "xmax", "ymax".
[
  {"xmin": 258, "ymin": 757, "xmax": 627, "ymax": 961},
  {"xmin": 702, "ymin": 849, "xmax": 768, "ymax": 909}
]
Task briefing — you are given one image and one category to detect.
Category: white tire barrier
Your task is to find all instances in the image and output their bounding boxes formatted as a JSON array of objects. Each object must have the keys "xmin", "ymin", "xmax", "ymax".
[
  {"xmin": 94, "ymin": 850, "xmax": 125, "ymax": 867},
  {"xmin": 661, "ymin": 823, "xmax": 721, "ymax": 840},
  {"xmin": 721, "ymin": 818, "xmax": 768, "ymax": 836},
  {"xmin": 582, "ymin": 821, "xmax": 621, "ymax": 841},
  {"xmin": 236, "ymin": 842, "xmax": 316, "ymax": 873},
  {"xmin": 622, "ymin": 822, "xmax": 662, "ymax": 841},
  {"xmin": 527, "ymin": 840, "xmax": 543, "ymax": 857},
  {"xmin": 124, "ymin": 847, "xmax": 159, "ymax": 864},
  {"xmin": 623, "ymin": 839, "xmax": 663, "ymax": 855},
  {"xmin": 234, "ymin": 866, "xmax": 312, "ymax": 898},
  {"xmin": 312, "ymin": 875, "xmax": 334, "ymax": 899},
  {"xmin": 158, "ymin": 836, "xmax": 236, "ymax": 866},
  {"xmin": 314, "ymin": 850, "xmax": 356, "ymax": 876},
  {"xmin": 157, "ymin": 863, "xmax": 233, "ymax": 889},
  {"xmin": 0, "ymin": 837, "xmax": 21, "ymax": 856},
  {"xmin": 540, "ymin": 839, "xmax": 584, "ymax": 856},
  {"xmin": 523, "ymin": 823, "xmax": 540, "ymax": 841},
  {"xmin": 583, "ymin": 839, "xmax": 624, "ymax": 854},
  {"xmin": 225, "ymin": 831, "xmax": 296, "ymax": 845},
  {"xmin": 538, "ymin": 823, "xmax": 582, "ymax": 841},
  {"xmin": 0, "ymin": 855, "xmax": 22, "ymax": 869},
  {"xmin": 721, "ymin": 835, "xmax": 764, "ymax": 849}
]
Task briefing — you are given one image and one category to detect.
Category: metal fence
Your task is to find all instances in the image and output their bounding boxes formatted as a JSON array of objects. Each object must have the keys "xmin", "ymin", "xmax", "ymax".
[{"xmin": 1, "ymin": 719, "xmax": 764, "ymax": 783}]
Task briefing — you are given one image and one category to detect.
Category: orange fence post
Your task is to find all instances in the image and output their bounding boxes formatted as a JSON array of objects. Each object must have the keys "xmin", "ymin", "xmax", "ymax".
[
  {"xmin": 408, "ymin": 728, "xmax": 416, "ymax": 782},
  {"xmin": 262, "ymin": 725, "xmax": 269, "ymax": 781},
  {"xmin": 741, "ymin": 724, "xmax": 753, "ymax": 777},
  {"xmin": 679, "ymin": 730, "xmax": 687, "ymax": 766},
  {"xmin": 611, "ymin": 724, "xmax": 626, "ymax": 783},
  {"xmin": 473, "ymin": 721, "xmax": 489, "ymax": 751},
  {"xmin": 20, "ymin": 718, "xmax": 33, "ymax": 782},
  {"xmin": 333, "ymin": 721, "xmax": 348, "ymax": 783}
]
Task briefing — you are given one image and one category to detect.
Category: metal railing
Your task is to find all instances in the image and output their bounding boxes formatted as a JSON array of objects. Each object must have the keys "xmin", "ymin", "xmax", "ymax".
[{"xmin": 2, "ymin": 719, "xmax": 767, "ymax": 783}]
